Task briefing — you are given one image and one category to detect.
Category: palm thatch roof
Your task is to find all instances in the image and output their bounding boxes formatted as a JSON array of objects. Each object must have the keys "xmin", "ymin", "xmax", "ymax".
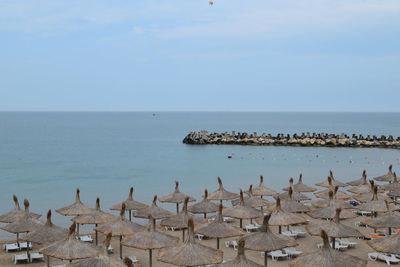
[
  {"xmin": 276, "ymin": 179, "xmax": 311, "ymax": 201},
  {"xmin": 39, "ymin": 223, "xmax": 98, "ymax": 261},
  {"xmin": 72, "ymin": 198, "xmax": 116, "ymax": 225},
  {"xmin": 1, "ymin": 199, "xmax": 44, "ymax": 234},
  {"xmin": 374, "ymin": 164, "xmax": 395, "ymax": 182},
  {"xmin": 0, "ymin": 195, "xmax": 41, "ymax": 223},
  {"xmin": 21, "ymin": 210, "xmax": 67, "ymax": 244},
  {"xmin": 207, "ymin": 177, "xmax": 239, "ymax": 201},
  {"xmin": 352, "ymin": 180, "xmax": 391, "ymax": 202},
  {"xmin": 306, "ymin": 208, "xmax": 362, "ymax": 238},
  {"xmin": 187, "ymin": 189, "xmax": 219, "ymax": 215},
  {"xmin": 110, "ymin": 187, "xmax": 148, "ymax": 211},
  {"xmin": 368, "ymin": 201, "xmax": 400, "ymax": 229},
  {"xmin": 355, "ymin": 186, "xmax": 388, "ymax": 213},
  {"xmin": 315, "ymin": 171, "xmax": 347, "ymax": 188},
  {"xmin": 310, "ymin": 190, "xmax": 353, "ymax": 209},
  {"xmin": 278, "ymin": 188, "xmax": 311, "ymax": 213},
  {"xmin": 232, "ymin": 185, "xmax": 270, "ymax": 208},
  {"xmin": 380, "ymin": 173, "xmax": 400, "ymax": 191},
  {"xmin": 259, "ymin": 197, "xmax": 307, "ymax": 227},
  {"xmin": 56, "ymin": 188, "xmax": 95, "ymax": 216},
  {"xmin": 159, "ymin": 181, "xmax": 196, "ymax": 204},
  {"xmin": 282, "ymin": 173, "xmax": 317, "ymax": 192},
  {"xmin": 252, "ymin": 175, "xmax": 278, "ymax": 196},
  {"xmin": 223, "ymin": 190, "xmax": 262, "ymax": 220},
  {"xmin": 133, "ymin": 195, "xmax": 174, "ymax": 220},
  {"xmin": 314, "ymin": 179, "xmax": 351, "ymax": 200},
  {"xmin": 347, "ymin": 170, "xmax": 367, "ymax": 186},
  {"xmin": 157, "ymin": 218, "xmax": 223, "ymax": 266},
  {"xmin": 368, "ymin": 232, "xmax": 400, "ymax": 255},
  {"xmin": 347, "ymin": 174, "xmax": 370, "ymax": 194},
  {"xmin": 308, "ymin": 192, "xmax": 357, "ymax": 220},
  {"xmin": 289, "ymin": 230, "xmax": 367, "ymax": 267},
  {"xmin": 217, "ymin": 238, "xmax": 263, "ymax": 267},
  {"xmin": 160, "ymin": 197, "xmax": 206, "ymax": 229}
]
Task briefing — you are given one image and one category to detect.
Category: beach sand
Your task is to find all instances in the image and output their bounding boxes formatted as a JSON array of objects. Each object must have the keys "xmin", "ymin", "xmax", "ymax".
[{"xmin": 0, "ymin": 214, "xmax": 389, "ymax": 266}]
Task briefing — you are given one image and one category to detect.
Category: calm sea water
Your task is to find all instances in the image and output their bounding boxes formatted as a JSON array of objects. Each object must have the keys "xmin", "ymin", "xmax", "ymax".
[{"xmin": 1, "ymin": 112, "xmax": 400, "ymax": 237}]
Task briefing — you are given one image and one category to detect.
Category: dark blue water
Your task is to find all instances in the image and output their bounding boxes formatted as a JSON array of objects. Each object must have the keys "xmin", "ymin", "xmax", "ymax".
[{"xmin": 1, "ymin": 112, "xmax": 400, "ymax": 236}]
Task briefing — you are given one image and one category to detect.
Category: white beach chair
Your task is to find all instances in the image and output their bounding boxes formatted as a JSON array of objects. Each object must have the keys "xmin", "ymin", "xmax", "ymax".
[
  {"xmin": 331, "ymin": 242, "xmax": 348, "ymax": 251},
  {"xmin": 19, "ymin": 242, "xmax": 32, "ymax": 250},
  {"xmin": 207, "ymin": 217, "xmax": 216, "ymax": 223},
  {"xmin": 107, "ymin": 245, "xmax": 114, "ymax": 253},
  {"xmin": 368, "ymin": 252, "xmax": 400, "ymax": 265},
  {"xmin": 164, "ymin": 226, "xmax": 176, "ymax": 231},
  {"xmin": 292, "ymin": 229, "xmax": 306, "ymax": 237},
  {"xmin": 282, "ymin": 231, "xmax": 297, "ymax": 238},
  {"xmin": 223, "ymin": 217, "xmax": 234, "ymax": 223},
  {"xmin": 195, "ymin": 233, "xmax": 205, "ymax": 240},
  {"xmin": 30, "ymin": 252, "xmax": 44, "ymax": 262},
  {"xmin": 268, "ymin": 250, "xmax": 288, "ymax": 261},
  {"xmin": 283, "ymin": 247, "xmax": 303, "ymax": 258},
  {"xmin": 128, "ymin": 256, "xmax": 139, "ymax": 264},
  {"xmin": 79, "ymin": 235, "xmax": 93, "ymax": 243},
  {"xmin": 13, "ymin": 253, "xmax": 29, "ymax": 264},
  {"xmin": 4, "ymin": 243, "xmax": 20, "ymax": 252},
  {"xmin": 338, "ymin": 238, "xmax": 357, "ymax": 248},
  {"xmin": 244, "ymin": 224, "xmax": 258, "ymax": 233}
]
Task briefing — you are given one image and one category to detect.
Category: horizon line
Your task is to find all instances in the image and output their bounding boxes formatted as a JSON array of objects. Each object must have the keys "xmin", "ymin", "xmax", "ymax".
[{"xmin": 0, "ymin": 110, "xmax": 400, "ymax": 113}]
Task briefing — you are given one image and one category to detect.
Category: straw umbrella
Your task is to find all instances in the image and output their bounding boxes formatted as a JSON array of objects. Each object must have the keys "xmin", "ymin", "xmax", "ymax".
[
  {"xmin": 310, "ymin": 190, "xmax": 353, "ymax": 209},
  {"xmin": 122, "ymin": 215, "xmax": 179, "ymax": 267},
  {"xmin": 282, "ymin": 173, "xmax": 317, "ymax": 192},
  {"xmin": 289, "ymin": 230, "xmax": 367, "ymax": 267},
  {"xmin": 161, "ymin": 197, "xmax": 206, "ymax": 241},
  {"xmin": 223, "ymin": 190, "xmax": 262, "ymax": 229},
  {"xmin": 374, "ymin": 164, "xmax": 395, "ymax": 182},
  {"xmin": 259, "ymin": 197, "xmax": 307, "ymax": 234},
  {"xmin": 21, "ymin": 210, "xmax": 68, "ymax": 267},
  {"xmin": 1, "ymin": 199, "xmax": 43, "ymax": 256},
  {"xmin": 347, "ymin": 170, "xmax": 367, "ymax": 186},
  {"xmin": 217, "ymin": 238, "xmax": 263, "ymax": 267},
  {"xmin": 380, "ymin": 172, "xmax": 400, "ymax": 191},
  {"xmin": 306, "ymin": 208, "xmax": 362, "ymax": 249},
  {"xmin": 232, "ymin": 185, "xmax": 270, "ymax": 208},
  {"xmin": 347, "ymin": 174, "xmax": 370, "ymax": 194},
  {"xmin": 40, "ymin": 223, "xmax": 98, "ymax": 263},
  {"xmin": 252, "ymin": 175, "xmax": 278, "ymax": 197},
  {"xmin": 159, "ymin": 181, "xmax": 196, "ymax": 214},
  {"xmin": 368, "ymin": 230, "xmax": 400, "ymax": 255},
  {"xmin": 315, "ymin": 171, "xmax": 347, "ymax": 188},
  {"xmin": 314, "ymin": 178, "xmax": 351, "ymax": 200},
  {"xmin": 353, "ymin": 180, "xmax": 391, "ymax": 202},
  {"xmin": 278, "ymin": 188, "xmax": 310, "ymax": 213},
  {"xmin": 276, "ymin": 179, "xmax": 311, "ymax": 201},
  {"xmin": 244, "ymin": 214, "xmax": 298, "ymax": 266},
  {"xmin": 355, "ymin": 186, "xmax": 388, "ymax": 216},
  {"xmin": 187, "ymin": 189, "xmax": 219, "ymax": 218},
  {"xmin": 133, "ymin": 195, "xmax": 174, "ymax": 225},
  {"xmin": 309, "ymin": 191, "xmax": 357, "ymax": 220},
  {"xmin": 72, "ymin": 198, "xmax": 116, "ymax": 245},
  {"xmin": 208, "ymin": 177, "xmax": 239, "ymax": 204},
  {"xmin": 95, "ymin": 203, "xmax": 145, "ymax": 259},
  {"xmin": 0, "ymin": 195, "xmax": 40, "ymax": 223},
  {"xmin": 110, "ymin": 187, "xmax": 148, "ymax": 221},
  {"xmin": 68, "ymin": 233, "xmax": 125, "ymax": 267},
  {"xmin": 196, "ymin": 204, "xmax": 245, "ymax": 249},
  {"xmin": 367, "ymin": 201, "xmax": 400, "ymax": 235},
  {"xmin": 157, "ymin": 218, "xmax": 223, "ymax": 266}
]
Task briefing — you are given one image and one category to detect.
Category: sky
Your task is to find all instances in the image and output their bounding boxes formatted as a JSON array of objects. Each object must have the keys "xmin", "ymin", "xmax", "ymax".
[{"xmin": 1, "ymin": 0, "xmax": 400, "ymax": 112}]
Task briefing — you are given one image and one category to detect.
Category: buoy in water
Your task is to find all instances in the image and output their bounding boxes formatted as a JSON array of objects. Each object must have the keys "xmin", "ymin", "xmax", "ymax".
[{"xmin": 227, "ymin": 155, "xmax": 232, "ymax": 159}]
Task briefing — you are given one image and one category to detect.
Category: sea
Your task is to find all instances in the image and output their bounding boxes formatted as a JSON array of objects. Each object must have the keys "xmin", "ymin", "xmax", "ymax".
[{"xmin": 1, "ymin": 112, "xmax": 400, "ymax": 238}]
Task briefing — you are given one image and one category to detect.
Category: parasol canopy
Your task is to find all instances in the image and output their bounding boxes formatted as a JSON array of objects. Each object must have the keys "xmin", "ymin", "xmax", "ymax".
[
  {"xmin": 276, "ymin": 179, "xmax": 311, "ymax": 201},
  {"xmin": 314, "ymin": 178, "xmax": 351, "ymax": 200},
  {"xmin": 346, "ymin": 170, "xmax": 367, "ymax": 187},
  {"xmin": 374, "ymin": 164, "xmax": 395, "ymax": 182},
  {"xmin": 355, "ymin": 186, "xmax": 388, "ymax": 213},
  {"xmin": 233, "ymin": 185, "xmax": 270, "ymax": 208},
  {"xmin": 252, "ymin": 175, "xmax": 278, "ymax": 197},
  {"xmin": 207, "ymin": 177, "xmax": 239, "ymax": 201},
  {"xmin": 278, "ymin": 188, "xmax": 311, "ymax": 213},
  {"xmin": 315, "ymin": 171, "xmax": 347, "ymax": 188},
  {"xmin": 368, "ymin": 231, "xmax": 400, "ymax": 255},
  {"xmin": 217, "ymin": 238, "xmax": 263, "ymax": 267},
  {"xmin": 0, "ymin": 195, "xmax": 40, "ymax": 223},
  {"xmin": 72, "ymin": 198, "xmax": 116, "ymax": 225},
  {"xmin": 308, "ymin": 191, "xmax": 357, "ymax": 220},
  {"xmin": 134, "ymin": 195, "xmax": 174, "ymax": 220},
  {"xmin": 187, "ymin": 189, "xmax": 219, "ymax": 217},
  {"xmin": 56, "ymin": 188, "xmax": 95, "ymax": 216},
  {"xmin": 110, "ymin": 187, "xmax": 148, "ymax": 211},
  {"xmin": 282, "ymin": 173, "xmax": 316, "ymax": 192},
  {"xmin": 159, "ymin": 181, "xmax": 196, "ymax": 213}
]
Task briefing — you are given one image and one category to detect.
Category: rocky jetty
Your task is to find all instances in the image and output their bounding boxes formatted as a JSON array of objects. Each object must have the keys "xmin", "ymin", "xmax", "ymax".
[{"xmin": 183, "ymin": 131, "xmax": 400, "ymax": 149}]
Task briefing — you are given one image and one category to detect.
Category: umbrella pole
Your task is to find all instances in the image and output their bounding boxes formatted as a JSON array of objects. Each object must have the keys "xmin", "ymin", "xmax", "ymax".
[
  {"xmin": 240, "ymin": 219, "xmax": 243, "ymax": 229},
  {"xmin": 389, "ymin": 227, "xmax": 392, "ymax": 235},
  {"xmin": 77, "ymin": 224, "xmax": 80, "ymax": 236},
  {"xmin": 149, "ymin": 249, "xmax": 152, "ymax": 267},
  {"xmin": 287, "ymin": 225, "xmax": 290, "ymax": 231},
  {"xmin": 264, "ymin": 251, "xmax": 268, "ymax": 266},
  {"xmin": 204, "ymin": 213, "xmax": 207, "ymax": 219},
  {"xmin": 278, "ymin": 226, "xmax": 282, "ymax": 234},
  {"xmin": 176, "ymin": 203, "xmax": 179, "ymax": 214},
  {"xmin": 95, "ymin": 226, "xmax": 98, "ymax": 246},
  {"xmin": 217, "ymin": 237, "xmax": 220, "ymax": 249},
  {"xmin": 331, "ymin": 237, "xmax": 335, "ymax": 249},
  {"xmin": 220, "ymin": 200, "xmax": 222, "ymax": 205},
  {"xmin": 182, "ymin": 229, "xmax": 185, "ymax": 241},
  {"xmin": 120, "ymin": 235, "xmax": 123, "ymax": 259},
  {"xmin": 260, "ymin": 196, "xmax": 263, "ymax": 212},
  {"xmin": 16, "ymin": 232, "xmax": 19, "ymax": 248},
  {"xmin": 46, "ymin": 255, "xmax": 50, "ymax": 267},
  {"xmin": 129, "ymin": 210, "xmax": 132, "ymax": 221}
]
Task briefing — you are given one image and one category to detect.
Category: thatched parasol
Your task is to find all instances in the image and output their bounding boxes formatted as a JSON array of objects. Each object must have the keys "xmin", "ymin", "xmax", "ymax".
[
  {"xmin": 368, "ymin": 231, "xmax": 400, "ymax": 255},
  {"xmin": 72, "ymin": 198, "xmax": 116, "ymax": 245},
  {"xmin": 0, "ymin": 195, "xmax": 40, "ymax": 223},
  {"xmin": 40, "ymin": 223, "xmax": 98, "ymax": 262},
  {"xmin": 217, "ymin": 238, "xmax": 263, "ymax": 267},
  {"xmin": 68, "ymin": 233, "xmax": 124, "ymax": 267},
  {"xmin": 56, "ymin": 188, "xmax": 95, "ymax": 217},
  {"xmin": 289, "ymin": 230, "xmax": 367, "ymax": 267},
  {"xmin": 122, "ymin": 215, "xmax": 179, "ymax": 267},
  {"xmin": 308, "ymin": 191, "xmax": 357, "ymax": 220},
  {"xmin": 259, "ymin": 197, "xmax": 307, "ymax": 234},
  {"xmin": 355, "ymin": 186, "xmax": 387, "ymax": 214},
  {"xmin": 380, "ymin": 172, "xmax": 400, "ymax": 191},
  {"xmin": 196, "ymin": 204, "xmax": 245, "ymax": 249},
  {"xmin": 252, "ymin": 175, "xmax": 278, "ymax": 197},
  {"xmin": 159, "ymin": 181, "xmax": 196, "ymax": 214},
  {"xmin": 110, "ymin": 187, "xmax": 148, "ymax": 221},
  {"xmin": 1, "ymin": 199, "xmax": 44, "ymax": 255},
  {"xmin": 157, "ymin": 218, "xmax": 223, "ymax": 266},
  {"xmin": 374, "ymin": 164, "xmax": 395, "ymax": 182},
  {"xmin": 232, "ymin": 185, "xmax": 270, "ymax": 208},
  {"xmin": 133, "ymin": 195, "xmax": 174, "ymax": 223},
  {"xmin": 160, "ymin": 197, "xmax": 206, "ymax": 241},
  {"xmin": 207, "ymin": 177, "xmax": 239, "ymax": 203},
  {"xmin": 275, "ymin": 179, "xmax": 311, "ymax": 201},
  {"xmin": 223, "ymin": 190, "xmax": 262, "ymax": 228},
  {"xmin": 278, "ymin": 188, "xmax": 311, "ymax": 213},
  {"xmin": 314, "ymin": 178, "xmax": 351, "ymax": 200},
  {"xmin": 244, "ymin": 214, "xmax": 298, "ymax": 266},
  {"xmin": 187, "ymin": 189, "xmax": 219, "ymax": 218},
  {"xmin": 367, "ymin": 201, "xmax": 400, "ymax": 235},
  {"xmin": 310, "ymin": 190, "xmax": 353, "ymax": 209},
  {"xmin": 282, "ymin": 173, "xmax": 316, "ymax": 192},
  {"xmin": 352, "ymin": 180, "xmax": 391, "ymax": 202},
  {"xmin": 347, "ymin": 170, "xmax": 367, "ymax": 187},
  {"xmin": 95, "ymin": 203, "xmax": 145, "ymax": 259},
  {"xmin": 306, "ymin": 208, "xmax": 361, "ymax": 249},
  {"xmin": 315, "ymin": 171, "xmax": 347, "ymax": 188}
]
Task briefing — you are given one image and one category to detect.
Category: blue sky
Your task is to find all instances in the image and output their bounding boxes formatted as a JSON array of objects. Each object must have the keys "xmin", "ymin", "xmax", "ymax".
[{"xmin": 1, "ymin": 0, "xmax": 399, "ymax": 112}]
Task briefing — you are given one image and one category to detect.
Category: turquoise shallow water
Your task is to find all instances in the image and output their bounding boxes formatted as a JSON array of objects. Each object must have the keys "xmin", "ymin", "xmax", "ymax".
[{"xmin": 1, "ymin": 112, "xmax": 400, "ymax": 237}]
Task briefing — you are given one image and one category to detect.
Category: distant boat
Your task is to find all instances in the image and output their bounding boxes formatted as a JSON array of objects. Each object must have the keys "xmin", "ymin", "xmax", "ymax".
[{"xmin": 152, "ymin": 113, "xmax": 156, "ymax": 116}]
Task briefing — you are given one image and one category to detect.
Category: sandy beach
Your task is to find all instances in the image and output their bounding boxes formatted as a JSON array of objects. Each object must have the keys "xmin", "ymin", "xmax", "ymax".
[{"xmin": 0, "ymin": 213, "xmax": 390, "ymax": 266}]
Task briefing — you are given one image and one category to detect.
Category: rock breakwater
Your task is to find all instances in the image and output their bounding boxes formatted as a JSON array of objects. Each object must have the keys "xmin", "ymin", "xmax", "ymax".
[{"xmin": 183, "ymin": 131, "xmax": 400, "ymax": 149}]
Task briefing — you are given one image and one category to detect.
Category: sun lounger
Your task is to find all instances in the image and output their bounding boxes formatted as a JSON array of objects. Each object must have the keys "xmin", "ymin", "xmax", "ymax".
[
  {"xmin": 13, "ymin": 253, "xmax": 29, "ymax": 264},
  {"xmin": 358, "ymin": 210, "xmax": 373, "ymax": 216},
  {"xmin": 19, "ymin": 242, "xmax": 32, "ymax": 250},
  {"xmin": 368, "ymin": 252, "xmax": 400, "ymax": 265},
  {"xmin": 78, "ymin": 235, "xmax": 93, "ymax": 243},
  {"xmin": 195, "ymin": 234, "xmax": 205, "ymax": 240},
  {"xmin": 223, "ymin": 217, "xmax": 234, "ymax": 223},
  {"xmin": 268, "ymin": 250, "xmax": 289, "ymax": 261},
  {"xmin": 128, "ymin": 256, "xmax": 139, "ymax": 264},
  {"xmin": 225, "ymin": 240, "xmax": 238, "ymax": 250},
  {"xmin": 338, "ymin": 238, "xmax": 357, "ymax": 248},
  {"xmin": 4, "ymin": 243, "xmax": 19, "ymax": 252},
  {"xmin": 331, "ymin": 242, "xmax": 348, "ymax": 251},
  {"xmin": 244, "ymin": 224, "xmax": 259, "ymax": 233},
  {"xmin": 30, "ymin": 252, "xmax": 44, "ymax": 262},
  {"xmin": 282, "ymin": 231, "xmax": 298, "ymax": 238},
  {"xmin": 107, "ymin": 245, "xmax": 114, "ymax": 253},
  {"xmin": 292, "ymin": 229, "xmax": 306, "ymax": 237},
  {"xmin": 283, "ymin": 247, "xmax": 302, "ymax": 258},
  {"xmin": 207, "ymin": 218, "xmax": 216, "ymax": 223}
]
